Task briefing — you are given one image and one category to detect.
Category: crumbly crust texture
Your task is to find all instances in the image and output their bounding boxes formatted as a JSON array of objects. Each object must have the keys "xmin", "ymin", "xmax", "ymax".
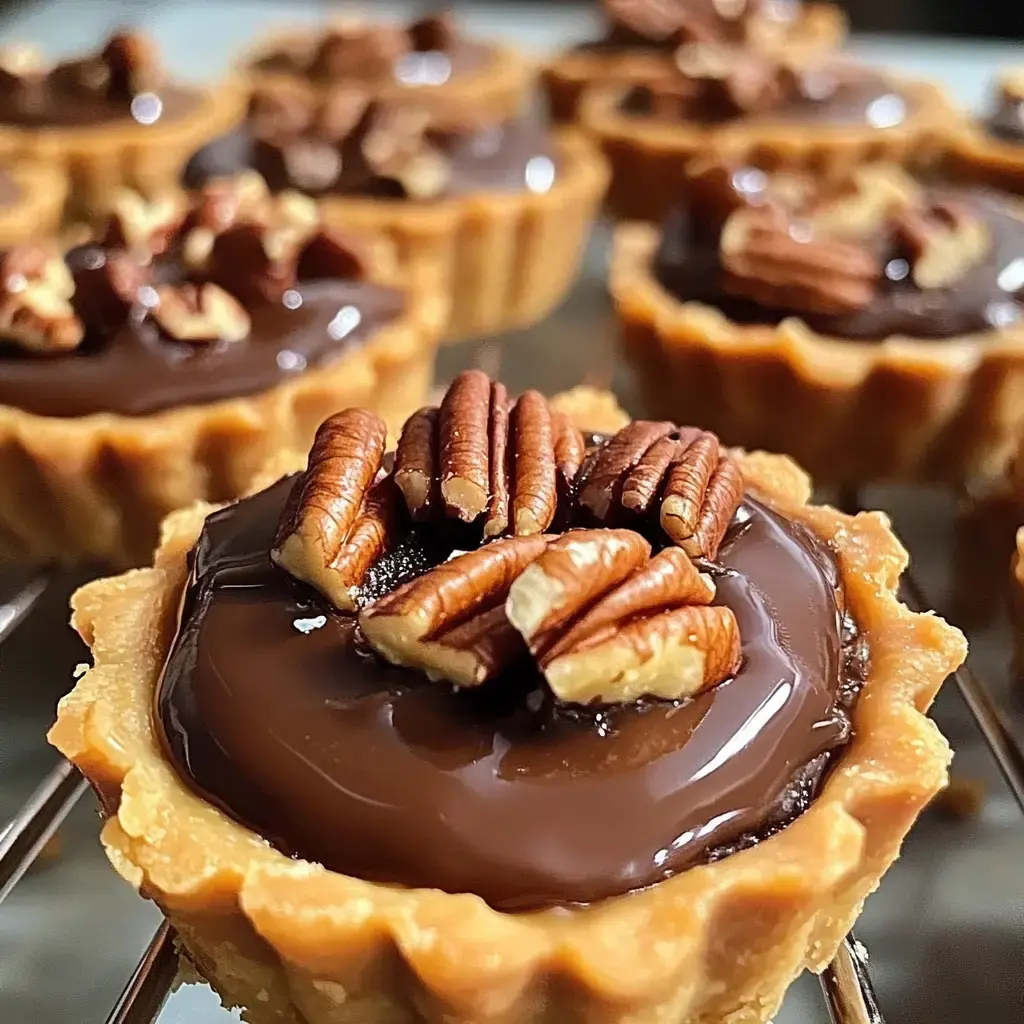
[
  {"xmin": 244, "ymin": 34, "xmax": 534, "ymax": 124},
  {"xmin": 542, "ymin": 3, "xmax": 847, "ymax": 125},
  {"xmin": 49, "ymin": 386, "xmax": 964, "ymax": 1024},
  {"xmin": 612, "ymin": 221, "xmax": 1024, "ymax": 483},
  {"xmin": 0, "ymin": 76, "xmax": 248, "ymax": 222},
  {"xmin": 0, "ymin": 264, "xmax": 445, "ymax": 568},
  {"xmin": 315, "ymin": 130, "xmax": 609, "ymax": 343},
  {"xmin": 579, "ymin": 76, "xmax": 960, "ymax": 222},
  {"xmin": 941, "ymin": 122, "xmax": 1024, "ymax": 198}
]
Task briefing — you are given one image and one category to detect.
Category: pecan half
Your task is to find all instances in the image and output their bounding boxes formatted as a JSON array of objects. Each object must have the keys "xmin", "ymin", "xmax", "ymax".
[
  {"xmin": 720, "ymin": 203, "xmax": 881, "ymax": 315},
  {"xmin": 151, "ymin": 283, "xmax": 250, "ymax": 344},
  {"xmin": 271, "ymin": 409, "xmax": 395, "ymax": 610},
  {"xmin": 101, "ymin": 30, "xmax": 161, "ymax": 96},
  {"xmin": 408, "ymin": 12, "xmax": 458, "ymax": 51},
  {"xmin": 0, "ymin": 247, "xmax": 83, "ymax": 353},
  {"xmin": 361, "ymin": 104, "xmax": 451, "ymax": 199},
  {"xmin": 184, "ymin": 172, "xmax": 273, "ymax": 237},
  {"xmin": 69, "ymin": 247, "xmax": 152, "ymax": 330},
  {"xmin": 103, "ymin": 190, "xmax": 186, "ymax": 258},
  {"xmin": 439, "ymin": 369, "xmax": 495, "ymax": 522},
  {"xmin": 580, "ymin": 423, "xmax": 743, "ymax": 559},
  {"xmin": 675, "ymin": 42, "xmax": 781, "ymax": 115},
  {"xmin": 394, "ymin": 406, "xmax": 440, "ymax": 521},
  {"xmin": 204, "ymin": 223, "xmax": 301, "ymax": 305},
  {"xmin": 309, "ymin": 22, "xmax": 409, "ymax": 81},
  {"xmin": 359, "ymin": 534, "xmax": 550, "ymax": 687},
  {"xmin": 505, "ymin": 529, "xmax": 651, "ymax": 656},
  {"xmin": 537, "ymin": 546, "xmax": 737, "ymax": 705},
  {"xmin": 894, "ymin": 200, "xmax": 991, "ymax": 290}
]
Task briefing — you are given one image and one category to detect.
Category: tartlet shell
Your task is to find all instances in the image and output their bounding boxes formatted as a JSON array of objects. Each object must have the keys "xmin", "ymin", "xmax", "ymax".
[
  {"xmin": 542, "ymin": 3, "xmax": 847, "ymax": 125},
  {"xmin": 49, "ymin": 386, "xmax": 964, "ymax": 1024},
  {"xmin": 578, "ymin": 76, "xmax": 960, "ymax": 222},
  {"xmin": 0, "ymin": 260, "xmax": 445, "ymax": 569},
  {"xmin": 612, "ymin": 221, "xmax": 1024, "ymax": 483},
  {"xmin": 314, "ymin": 130, "xmax": 609, "ymax": 344}
]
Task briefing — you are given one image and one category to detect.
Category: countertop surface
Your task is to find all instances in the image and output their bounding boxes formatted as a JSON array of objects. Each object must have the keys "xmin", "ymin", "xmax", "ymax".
[{"xmin": 0, "ymin": 4, "xmax": 1022, "ymax": 1023}]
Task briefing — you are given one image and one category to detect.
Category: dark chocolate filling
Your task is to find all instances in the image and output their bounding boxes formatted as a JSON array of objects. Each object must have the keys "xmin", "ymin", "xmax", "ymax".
[
  {"xmin": 155, "ymin": 472, "xmax": 866, "ymax": 912},
  {"xmin": 0, "ymin": 75, "xmax": 201, "ymax": 129},
  {"xmin": 654, "ymin": 187, "xmax": 1024, "ymax": 340},
  {"xmin": 622, "ymin": 66, "xmax": 914, "ymax": 128},
  {"xmin": 0, "ymin": 247, "xmax": 404, "ymax": 418},
  {"xmin": 182, "ymin": 118, "xmax": 558, "ymax": 201}
]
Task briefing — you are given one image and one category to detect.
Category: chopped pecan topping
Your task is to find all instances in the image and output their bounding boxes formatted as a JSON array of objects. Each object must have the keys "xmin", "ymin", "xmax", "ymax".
[
  {"xmin": 808, "ymin": 165, "xmax": 919, "ymax": 240},
  {"xmin": 0, "ymin": 246, "xmax": 83, "ymax": 353},
  {"xmin": 101, "ymin": 30, "xmax": 161, "ymax": 97},
  {"xmin": 359, "ymin": 534, "xmax": 550, "ymax": 687},
  {"xmin": 605, "ymin": 0, "xmax": 761, "ymax": 44},
  {"xmin": 675, "ymin": 42, "xmax": 782, "ymax": 115},
  {"xmin": 505, "ymin": 529, "xmax": 652, "ymax": 656},
  {"xmin": 720, "ymin": 203, "xmax": 882, "ymax": 315},
  {"xmin": 248, "ymin": 81, "xmax": 316, "ymax": 140},
  {"xmin": 103, "ymin": 190, "xmax": 186, "ymax": 257},
  {"xmin": 204, "ymin": 223, "xmax": 303, "ymax": 305},
  {"xmin": 271, "ymin": 409, "xmax": 396, "ymax": 611},
  {"xmin": 893, "ymin": 200, "xmax": 991, "ymax": 290},
  {"xmin": 183, "ymin": 172, "xmax": 273, "ymax": 237},
  {"xmin": 408, "ymin": 12, "xmax": 458, "ymax": 52},
  {"xmin": 393, "ymin": 372, "xmax": 564, "ymax": 536},
  {"xmin": 534, "ymin": 546, "xmax": 738, "ymax": 705},
  {"xmin": 150, "ymin": 283, "xmax": 250, "ymax": 345},
  {"xmin": 579, "ymin": 423, "xmax": 743, "ymax": 559},
  {"xmin": 361, "ymin": 104, "xmax": 451, "ymax": 199},
  {"xmin": 69, "ymin": 248, "xmax": 153, "ymax": 330}
]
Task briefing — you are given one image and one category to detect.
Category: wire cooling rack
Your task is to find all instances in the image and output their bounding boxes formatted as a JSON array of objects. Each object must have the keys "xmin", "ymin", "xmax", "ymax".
[{"xmin": 1, "ymin": 486, "xmax": 1022, "ymax": 1024}]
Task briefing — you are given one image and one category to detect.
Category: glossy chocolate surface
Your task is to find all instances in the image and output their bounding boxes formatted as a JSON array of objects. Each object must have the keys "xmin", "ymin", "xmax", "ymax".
[
  {"xmin": 182, "ymin": 117, "xmax": 558, "ymax": 200},
  {"xmin": 0, "ymin": 247, "xmax": 404, "ymax": 418},
  {"xmin": 155, "ymin": 475, "xmax": 865, "ymax": 911},
  {"xmin": 655, "ymin": 188, "xmax": 1024, "ymax": 340}
]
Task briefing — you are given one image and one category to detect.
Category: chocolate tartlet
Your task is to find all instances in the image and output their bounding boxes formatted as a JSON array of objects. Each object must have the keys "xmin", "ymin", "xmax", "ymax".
[
  {"xmin": 185, "ymin": 88, "xmax": 608, "ymax": 342},
  {"xmin": 544, "ymin": 0, "xmax": 846, "ymax": 125},
  {"xmin": 943, "ymin": 71, "xmax": 1024, "ymax": 194},
  {"xmin": 614, "ymin": 162, "xmax": 1024, "ymax": 482},
  {"xmin": 581, "ymin": 44, "xmax": 957, "ymax": 221},
  {"xmin": 0, "ymin": 173, "xmax": 444, "ymax": 568},
  {"xmin": 243, "ymin": 10, "xmax": 532, "ymax": 123},
  {"xmin": 0, "ymin": 32, "xmax": 246, "ymax": 220},
  {"xmin": 50, "ymin": 378, "xmax": 963, "ymax": 1024}
]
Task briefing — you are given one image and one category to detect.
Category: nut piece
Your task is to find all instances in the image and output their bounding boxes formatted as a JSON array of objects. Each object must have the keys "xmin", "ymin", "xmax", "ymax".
[
  {"xmin": 544, "ymin": 604, "xmax": 740, "ymax": 706},
  {"xmin": 101, "ymin": 30, "xmax": 161, "ymax": 96},
  {"xmin": 309, "ymin": 22, "xmax": 409, "ymax": 81},
  {"xmin": 69, "ymin": 247, "xmax": 152, "ymax": 330},
  {"xmin": 720, "ymin": 203, "xmax": 881, "ymax": 315},
  {"xmin": 661, "ymin": 435, "xmax": 744, "ymax": 559},
  {"xmin": 809, "ymin": 165, "xmax": 919, "ymax": 240},
  {"xmin": 439, "ymin": 369, "xmax": 495, "ymax": 522},
  {"xmin": 894, "ymin": 200, "xmax": 991, "ymax": 291},
  {"xmin": 552, "ymin": 411, "xmax": 586, "ymax": 489},
  {"xmin": 0, "ymin": 247, "xmax": 83, "ymax": 353},
  {"xmin": 205, "ymin": 223, "xmax": 300, "ymax": 305},
  {"xmin": 505, "ymin": 529, "xmax": 651, "ymax": 656},
  {"xmin": 483, "ymin": 382, "xmax": 512, "ymax": 538},
  {"xmin": 676, "ymin": 42, "xmax": 781, "ymax": 115},
  {"xmin": 271, "ymin": 408, "xmax": 391, "ymax": 610},
  {"xmin": 361, "ymin": 104, "xmax": 452, "ymax": 199},
  {"xmin": 359, "ymin": 534, "xmax": 550, "ymax": 687},
  {"xmin": 103, "ymin": 189, "xmax": 186, "ymax": 258},
  {"xmin": 511, "ymin": 390, "xmax": 558, "ymax": 536},
  {"xmin": 151, "ymin": 283, "xmax": 250, "ymax": 344},
  {"xmin": 408, "ymin": 12, "xmax": 458, "ymax": 51},
  {"xmin": 394, "ymin": 406, "xmax": 439, "ymax": 520}
]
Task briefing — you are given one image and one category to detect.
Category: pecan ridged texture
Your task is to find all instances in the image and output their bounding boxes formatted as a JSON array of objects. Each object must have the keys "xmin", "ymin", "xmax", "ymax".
[
  {"xmin": 271, "ymin": 408, "xmax": 402, "ymax": 611},
  {"xmin": 0, "ymin": 245, "xmax": 83, "ymax": 353},
  {"xmin": 893, "ymin": 199, "xmax": 991, "ymax": 291},
  {"xmin": 393, "ymin": 371, "xmax": 583, "ymax": 538},
  {"xmin": 578, "ymin": 421, "xmax": 743, "ymax": 559}
]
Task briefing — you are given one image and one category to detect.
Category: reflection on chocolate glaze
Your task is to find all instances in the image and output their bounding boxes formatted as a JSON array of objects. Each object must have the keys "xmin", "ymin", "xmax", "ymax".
[
  {"xmin": 182, "ymin": 118, "xmax": 558, "ymax": 200},
  {"xmin": 155, "ymin": 477, "xmax": 865, "ymax": 911},
  {"xmin": 654, "ymin": 187, "xmax": 1024, "ymax": 339}
]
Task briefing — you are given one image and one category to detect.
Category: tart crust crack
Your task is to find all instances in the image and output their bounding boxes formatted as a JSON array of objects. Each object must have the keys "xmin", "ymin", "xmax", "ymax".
[{"xmin": 50, "ymin": 388, "xmax": 964, "ymax": 1024}]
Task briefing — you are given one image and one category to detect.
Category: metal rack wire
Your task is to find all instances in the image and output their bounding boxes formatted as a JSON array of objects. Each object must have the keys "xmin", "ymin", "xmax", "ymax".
[{"xmin": 1, "ymin": 525, "xmax": 1021, "ymax": 1024}]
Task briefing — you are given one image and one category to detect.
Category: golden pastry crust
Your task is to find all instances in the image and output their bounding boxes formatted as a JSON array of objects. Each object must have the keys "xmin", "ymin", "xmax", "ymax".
[
  {"xmin": 612, "ymin": 221, "xmax": 1024, "ymax": 483},
  {"xmin": 0, "ymin": 162, "xmax": 68, "ymax": 246},
  {"xmin": 315, "ymin": 130, "xmax": 609, "ymax": 343},
  {"xmin": 49, "ymin": 387, "xmax": 964, "ymax": 1024},
  {"xmin": 0, "ymin": 76, "xmax": 247, "ymax": 222},
  {"xmin": 243, "ymin": 33, "xmax": 534, "ymax": 124},
  {"xmin": 0, "ymin": 267, "xmax": 445, "ymax": 569},
  {"xmin": 580, "ymin": 76, "xmax": 959, "ymax": 222},
  {"xmin": 542, "ymin": 3, "xmax": 846, "ymax": 125},
  {"xmin": 942, "ymin": 127, "xmax": 1024, "ymax": 195}
]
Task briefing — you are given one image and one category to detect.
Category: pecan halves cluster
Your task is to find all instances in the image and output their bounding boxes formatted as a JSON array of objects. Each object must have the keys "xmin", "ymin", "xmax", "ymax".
[
  {"xmin": 393, "ymin": 370, "xmax": 585, "ymax": 538},
  {"xmin": 605, "ymin": 0, "xmax": 764, "ymax": 45},
  {"xmin": 577, "ymin": 420, "xmax": 744, "ymax": 560},
  {"xmin": 358, "ymin": 528, "xmax": 741, "ymax": 704},
  {"xmin": 893, "ymin": 200, "xmax": 991, "ymax": 291},
  {"xmin": 0, "ymin": 245, "xmax": 83, "ymax": 353},
  {"xmin": 271, "ymin": 408, "xmax": 402, "ymax": 612}
]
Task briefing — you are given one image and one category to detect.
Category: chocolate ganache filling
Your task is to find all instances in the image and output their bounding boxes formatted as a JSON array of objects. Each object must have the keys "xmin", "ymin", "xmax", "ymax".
[
  {"xmin": 156, "ymin": 461, "xmax": 866, "ymax": 911},
  {"xmin": 655, "ymin": 172, "xmax": 1024, "ymax": 340},
  {"xmin": 0, "ymin": 186, "xmax": 403, "ymax": 418}
]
